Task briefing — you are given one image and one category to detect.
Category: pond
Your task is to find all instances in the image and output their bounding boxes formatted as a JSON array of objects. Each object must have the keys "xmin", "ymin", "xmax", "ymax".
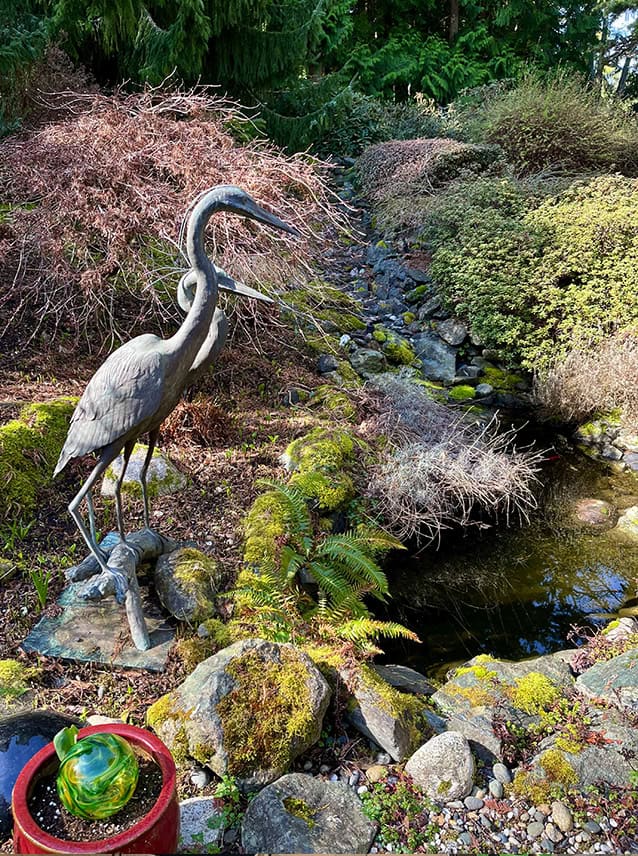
[{"xmin": 380, "ymin": 448, "xmax": 638, "ymax": 681}]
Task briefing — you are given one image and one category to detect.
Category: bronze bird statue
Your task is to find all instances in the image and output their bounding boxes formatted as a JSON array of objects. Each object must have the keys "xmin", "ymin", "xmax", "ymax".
[{"xmin": 54, "ymin": 186, "xmax": 295, "ymax": 602}]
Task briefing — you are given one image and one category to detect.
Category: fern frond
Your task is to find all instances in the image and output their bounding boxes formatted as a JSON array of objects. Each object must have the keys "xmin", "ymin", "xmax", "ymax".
[
  {"xmin": 352, "ymin": 525, "xmax": 407, "ymax": 556},
  {"xmin": 336, "ymin": 619, "xmax": 421, "ymax": 644},
  {"xmin": 314, "ymin": 535, "xmax": 389, "ymax": 596}
]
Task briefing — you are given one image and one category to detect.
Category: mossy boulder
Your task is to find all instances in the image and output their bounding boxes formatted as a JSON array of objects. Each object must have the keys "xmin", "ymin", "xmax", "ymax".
[
  {"xmin": 283, "ymin": 427, "xmax": 357, "ymax": 512},
  {"xmin": 102, "ymin": 444, "xmax": 186, "ymax": 499},
  {"xmin": 341, "ymin": 664, "xmax": 430, "ymax": 762},
  {"xmin": 146, "ymin": 639, "xmax": 330, "ymax": 789},
  {"xmin": 404, "ymin": 731, "xmax": 475, "ymax": 800},
  {"xmin": 0, "ymin": 397, "xmax": 77, "ymax": 518},
  {"xmin": 372, "ymin": 326, "xmax": 417, "ymax": 366},
  {"xmin": 153, "ymin": 547, "xmax": 221, "ymax": 624}
]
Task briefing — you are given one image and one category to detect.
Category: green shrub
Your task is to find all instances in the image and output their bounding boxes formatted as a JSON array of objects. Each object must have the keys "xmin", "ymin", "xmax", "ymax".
[
  {"xmin": 478, "ymin": 70, "xmax": 638, "ymax": 175},
  {"xmin": 429, "ymin": 174, "xmax": 638, "ymax": 369}
]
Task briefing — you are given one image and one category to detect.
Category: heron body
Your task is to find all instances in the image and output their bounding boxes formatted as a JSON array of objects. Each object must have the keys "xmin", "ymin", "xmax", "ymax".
[{"xmin": 55, "ymin": 185, "xmax": 294, "ymax": 601}]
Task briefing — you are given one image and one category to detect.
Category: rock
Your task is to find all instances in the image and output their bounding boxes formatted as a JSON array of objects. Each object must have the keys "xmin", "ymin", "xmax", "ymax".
[
  {"xmin": 405, "ymin": 267, "xmax": 431, "ymax": 285},
  {"xmin": 317, "ymin": 354, "xmax": 339, "ymax": 373},
  {"xmin": 412, "ymin": 332, "xmax": 457, "ymax": 383},
  {"xmin": 372, "ymin": 664, "xmax": 436, "ymax": 696},
  {"xmin": 492, "ymin": 762, "xmax": 511, "ymax": 784},
  {"xmin": 349, "ymin": 347, "xmax": 387, "ymax": 377},
  {"xmin": 436, "ymin": 319, "xmax": 468, "ymax": 347},
  {"xmin": 464, "ymin": 796, "xmax": 484, "ymax": 810},
  {"xmin": 551, "ymin": 801, "xmax": 573, "ymax": 833},
  {"xmin": 613, "ymin": 506, "xmax": 638, "ymax": 543},
  {"xmin": 601, "ymin": 444, "xmax": 623, "ymax": 461},
  {"xmin": 86, "ymin": 714, "xmax": 121, "ymax": 726},
  {"xmin": 458, "ymin": 831, "xmax": 472, "ymax": 846},
  {"xmin": 404, "ymin": 731, "xmax": 474, "ymax": 801},
  {"xmin": 154, "ymin": 547, "xmax": 220, "ymax": 624},
  {"xmin": 474, "ymin": 383, "xmax": 494, "ymax": 397},
  {"xmin": 366, "ymin": 765, "xmax": 387, "ymax": 783},
  {"xmin": 583, "ymin": 820, "xmax": 601, "ymax": 834},
  {"xmin": 0, "ymin": 559, "xmax": 17, "ymax": 584},
  {"xmin": 344, "ymin": 666, "xmax": 425, "ymax": 762},
  {"xmin": 241, "ymin": 773, "xmax": 376, "ymax": 854},
  {"xmin": 456, "ymin": 365, "xmax": 481, "ymax": 380},
  {"xmin": 102, "ymin": 443, "xmax": 186, "ymax": 497},
  {"xmin": 624, "ymin": 452, "xmax": 638, "ymax": 471},
  {"xmin": 544, "ymin": 823, "xmax": 562, "ymax": 843},
  {"xmin": 573, "ymin": 498, "xmax": 617, "ymax": 530},
  {"xmin": 0, "ymin": 710, "xmax": 83, "ymax": 838},
  {"xmin": 575, "ymin": 649, "xmax": 638, "ymax": 711},
  {"xmin": 444, "ymin": 710, "xmax": 502, "ymax": 762},
  {"xmin": 147, "ymin": 639, "xmax": 330, "ymax": 789},
  {"xmin": 190, "ymin": 767, "xmax": 212, "ymax": 789},
  {"xmin": 602, "ymin": 616, "xmax": 638, "ymax": 643},
  {"xmin": 417, "ymin": 296, "xmax": 442, "ymax": 319},
  {"xmin": 179, "ymin": 797, "xmax": 223, "ymax": 853},
  {"xmin": 488, "ymin": 779, "xmax": 504, "ymax": 799},
  {"xmin": 527, "ymin": 821, "xmax": 544, "ymax": 839}
]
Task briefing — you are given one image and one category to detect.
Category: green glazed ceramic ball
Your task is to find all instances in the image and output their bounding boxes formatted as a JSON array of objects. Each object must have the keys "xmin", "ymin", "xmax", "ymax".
[{"xmin": 56, "ymin": 733, "xmax": 139, "ymax": 820}]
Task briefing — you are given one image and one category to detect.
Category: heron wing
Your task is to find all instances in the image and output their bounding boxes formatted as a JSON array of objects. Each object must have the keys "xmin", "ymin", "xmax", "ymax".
[{"xmin": 55, "ymin": 340, "xmax": 165, "ymax": 472}]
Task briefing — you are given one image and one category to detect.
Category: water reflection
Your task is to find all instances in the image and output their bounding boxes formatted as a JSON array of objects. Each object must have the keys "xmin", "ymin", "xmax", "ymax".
[{"xmin": 381, "ymin": 453, "xmax": 638, "ymax": 679}]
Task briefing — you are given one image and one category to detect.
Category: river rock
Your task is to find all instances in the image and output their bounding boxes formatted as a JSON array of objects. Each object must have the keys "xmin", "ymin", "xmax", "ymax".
[
  {"xmin": 613, "ymin": 506, "xmax": 638, "ymax": 543},
  {"xmin": 412, "ymin": 332, "xmax": 457, "ymax": 382},
  {"xmin": 603, "ymin": 616, "xmax": 638, "ymax": 642},
  {"xmin": 572, "ymin": 498, "xmax": 617, "ymax": 530},
  {"xmin": 317, "ymin": 354, "xmax": 339, "ymax": 373},
  {"xmin": 343, "ymin": 666, "xmax": 426, "ymax": 762},
  {"xmin": 575, "ymin": 648, "xmax": 638, "ymax": 710},
  {"xmin": 147, "ymin": 639, "xmax": 330, "ymax": 789},
  {"xmin": 492, "ymin": 762, "xmax": 512, "ymax": 784},
  {"xmin": 154, "ymin": 546, "xmax": 220, "ymax": 624},
  {"xmin": 372, "ymin": 664, "xmax": 436, "ymax": 696},
  {"xmin": 404, "ymin": 731, "xmax": 474, "ymax": 800},
  {"xmin": 179, "ymin": 796, "xmax": 223, "ymax": 852},
  {"xmin": 101, "ymin": 443, "xmax": 186, "ymax": 497},
  {"xmin": 0, "ymin": 710, "xmax": 83, "ymax": 838},
  {"xmin": 241, "ymin": 773, "xmax": 376, "ymax": 854},
  {"xmin": 349, "ymin": 347, "xmax": 387, "ymax": 377},
  {"xmin": 551, "ymin": 801, "xmax": 573, "ymax": 833},
  {"xmin": 435, "ymin": 319, "xmax": 468, "ymax": 347}
]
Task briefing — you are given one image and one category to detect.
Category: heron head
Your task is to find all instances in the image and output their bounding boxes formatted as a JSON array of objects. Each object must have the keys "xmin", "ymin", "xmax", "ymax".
[{"xmin": 212, "ymin": 185, "xmax": 300, "ymax": 236}]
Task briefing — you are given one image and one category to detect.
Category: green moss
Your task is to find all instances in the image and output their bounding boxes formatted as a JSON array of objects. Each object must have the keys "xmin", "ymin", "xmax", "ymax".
[
  {"xmin": 290, "ymin": 470, "xmax": 355, "ymax": 510},
  {"xmin": 175, "ymin": 637, "xmax": 217, "ymax": 671},
  {"xmin": 168, "ymin": 547, "xmax": 219, "ymax": 623},
  {"xmin": 311, "ymin": 385, "xmax": 357, "ymax": 421},
  {"xmin": 103, "ymin": 442, "xmax": 185, "ymax": 499},
  {"xmin": 199, "ymin": 618, "xmax": 233, "ymax": 648},
  {"xmin": 449, "ymin": 655, "xmax": 500, "ymax": 707},
  {"xmin": 480, "ymin": 367, "xmax": 524, "ymax": 391},
  {"xmin": 373, "ymin": 326, "xmax": 417, "ymax": 366},
  {"xmin": 0, "ymin": 659, "xmax": 40, "ymax": 701},
  {"xmin": 402, "ymin": 312, "xmax": 416, "ymax": 325},
  {"xmin": 283, "ymin": 797, "xmax": 316, "ymax": 828},
  {"xmin": 356, "ymin": 664, "xmax": 428, "ymax": 754},
  {"xmin": 146, "ymin": 693, "xmax": 192, "ymax": 766},
  {"xmin": 405, "ymin": 284, "xmax": 429, "ymax": 304},
  {"xmin": 510, "ymin": 671, "xmax": 560, "ymax": 715},
  {"xmin": 285, "ymin": 428, "xmax": 357, "ymax": 511},
  {"xmin": 448, "ymin": 384, "xmax": 476, "ymax": 401},
  {"xmin": 335, "ymin": 360, "xmax": 362, "ymax": 388},
  {"xmin": 0, "ymin": 397, "xmax": 77, "ymax": 518},
  {"xmin": 437, "ymin": 779, "xmax": 452, "ymax": 795},
  {"xmin": 216, "ymin": 647, "xmax": 315, "ymax": 777},
  {"xmin": 511, "ymin": 769, "xmax": 552, "ymax": 804},
  {"xmin": 538, "ymin": 748, "xmax": 577, "ymax": 787},
  {"xmin": 244, "ymin": 491, "xmax": 289, "ymax": 566}
]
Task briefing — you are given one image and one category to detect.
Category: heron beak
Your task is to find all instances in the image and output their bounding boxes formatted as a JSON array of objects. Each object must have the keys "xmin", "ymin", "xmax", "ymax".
[
  {"xmin": 220, "ymin": 278, "xmax": 274, "ymax": 304},
  {"xmin": 240, "ymin": 199, "xmax": 300, "ymax": 237}
]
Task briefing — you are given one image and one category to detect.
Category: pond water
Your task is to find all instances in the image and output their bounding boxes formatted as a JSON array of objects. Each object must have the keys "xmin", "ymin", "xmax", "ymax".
[{"xmin": 380, "ymin": 449, "xmax": 638, "ymax": 680}]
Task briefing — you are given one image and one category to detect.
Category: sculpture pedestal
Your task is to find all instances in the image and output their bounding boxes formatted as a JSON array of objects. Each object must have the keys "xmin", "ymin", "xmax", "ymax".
[{"xmin": 22, "ymin": 582, "xmax": 174, "ymax": 672}]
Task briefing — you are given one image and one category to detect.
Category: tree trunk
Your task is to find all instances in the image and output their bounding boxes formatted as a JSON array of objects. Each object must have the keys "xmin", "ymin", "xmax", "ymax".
[{"xmin": 449, "ymin": 0, "xmax": 459, "ymax": 43}]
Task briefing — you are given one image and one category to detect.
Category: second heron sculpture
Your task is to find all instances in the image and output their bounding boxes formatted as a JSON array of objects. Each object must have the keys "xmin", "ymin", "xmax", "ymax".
[{"xmin": 54, "ymin": 185, "xmax": 295, "ymax": 603}]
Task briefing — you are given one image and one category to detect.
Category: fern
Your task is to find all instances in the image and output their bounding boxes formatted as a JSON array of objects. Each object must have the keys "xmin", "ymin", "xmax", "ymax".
[{"xmin": 336, "ymin": 619, "xmax": 420, "ymax": 644}]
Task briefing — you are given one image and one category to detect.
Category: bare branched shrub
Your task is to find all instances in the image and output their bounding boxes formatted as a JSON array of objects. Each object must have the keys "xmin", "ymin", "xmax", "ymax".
[
  {"xmin": 534, "ymin": 330, "xmax": 638, "ymax": 431},
  {"xmin": 362, "ymin": 375, "xmax": 541, "ymax": 543},
  {"xmin": 0, "ymin": 85, "xmax": 344, "ymax": 351}
]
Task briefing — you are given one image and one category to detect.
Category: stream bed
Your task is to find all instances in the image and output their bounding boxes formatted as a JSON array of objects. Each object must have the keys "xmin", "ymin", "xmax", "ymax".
[{"xmin": 381, "ymin": 448, "xmax": 638, "ymax": 680}]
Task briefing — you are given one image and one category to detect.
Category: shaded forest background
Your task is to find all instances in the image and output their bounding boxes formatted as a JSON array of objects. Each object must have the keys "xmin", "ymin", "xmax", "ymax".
[{"xmin": 2, "ymin": 0, "xmax": 637, "ymax": 149}]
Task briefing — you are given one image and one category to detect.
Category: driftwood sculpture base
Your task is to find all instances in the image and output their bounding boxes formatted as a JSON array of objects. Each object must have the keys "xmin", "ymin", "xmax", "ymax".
[{"xmin": 22, "ymin": 529, "xmax": 177, "ymax": 670}]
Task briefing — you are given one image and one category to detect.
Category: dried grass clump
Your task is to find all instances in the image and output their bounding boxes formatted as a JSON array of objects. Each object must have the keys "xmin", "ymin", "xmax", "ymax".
[
  {"xmin": 0, "ymin": 86, "xmax": 342, "ymax": 351},
  {"xmin": 363, "ymin": 375, "xmax": 541, "ymax": 543},
  {"xmin": 534, "ymin": 330, "xmax": 638, "ymax": 431},
  {"xmin": 356, "ymin": 137, "xmax": 504, "ymax": 234}
]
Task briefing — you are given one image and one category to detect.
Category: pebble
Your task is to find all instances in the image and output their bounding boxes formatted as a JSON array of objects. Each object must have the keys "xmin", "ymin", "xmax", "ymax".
[
  {"xmin": 376, "ymin": 752, "xmax": 392, "ymax": 765},
  {"xmin": 348, "ymin": 772, "xmax": 360, "ymax": 787},
  {"xmin": 583, "ymin": 820, "xmax": 602, "ymax": 834},
  {"xmin": 488, "ymin": 779, "xmax": 504, "ymax": 799},
  {"xmin": 526, "ymin": 821, "xmax": 544, "ymax": 839},
  {"xmin": 189, "ymin": 767, "xmax": 211, "ymax": 789},
  {"xmin": 544, "ymin": 822, "xmax": 562, "ymax": 843},
  {"xmin": 319, "ymin": 764, "xmax": 330, "ymax": 773},
  {"xmin": 357, "ymin": 785, "xmax": 369, "ymax": 795},
  {"xmin": 329, "ymin": 773, "xmax": 339, "ymax": 782},
  {"xmin": 458, "ymin": 832, "xmax": 472, "ymax": 846},
  {"xmin": 464, "ymin": 797, "xmax": 484, "ymax": 811},
  {"xmin": 303, "ymin": 760, "xmax": 313, "ymax": 771},
  {"xmin": 533, "ymin": 810, "xmax": 546, "ymax": 823},
  {"xmin": 540, "ymin": 838, "xmax": 554, "ymax": 853},
  {"xmin": 480, "ymin": 814, "xmax": 492, "ymax": 830},
  {"xmin": 492, "ymin": 762, "xmax": 512, "ymax": 784},
  {"xmin": 551, "ymin": 801, "xmax": 573, "ymax": 833},
  {"xmin": 537, "ymin": 804, "xmax": 551, "ymax": 816}
]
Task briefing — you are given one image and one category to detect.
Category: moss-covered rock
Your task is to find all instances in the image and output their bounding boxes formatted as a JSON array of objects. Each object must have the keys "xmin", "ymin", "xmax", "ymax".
[
  {"xmin": 448, "ymin": 384, "xmax": 476, "ymax": 402},
  {"xmin": 0, "ymin": 659, "xmax": 40, "ymax": 702},
  {"xmin": 147, "ymin": 639, "xmax": 330, "ymax": 788},
  {"xmin": 154, "ymin": 547, "xmax": 221, "ymax": 624},
  {"xmin": 480, "ymin": 367, "xmax": 525, "ymax": 392},
  {"xmin": 373, "ymin": 326, "xmax": 417, "ymax": 366},
  {"xmin": 244, "ymin": 490, "xmax": 290, "ymax": 567},
  {"xmin": 0, "ymin": 397, "xmax": 77, "ymax": 518},
  {"xmin": 102, "ymin": 444, "xmax": 186, "ymax": 499},
  {"xmin": 310, "ymin": 385, "xmax": 357, "ymax": 421},
  {"xmin": 284, "ymin": 427, "xmax": 358, "ymax": 511}
]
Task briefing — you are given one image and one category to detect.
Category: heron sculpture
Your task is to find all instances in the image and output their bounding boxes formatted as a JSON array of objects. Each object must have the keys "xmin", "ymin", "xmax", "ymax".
[{"xmin": 54, "ymin": 186, "xmax": 295, "ymax": 605}]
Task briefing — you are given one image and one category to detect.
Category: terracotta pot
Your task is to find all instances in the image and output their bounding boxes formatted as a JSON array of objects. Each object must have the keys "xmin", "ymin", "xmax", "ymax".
[{"xmin": 12, "ymin": 723, "xmax": 179, "ymax": 854}]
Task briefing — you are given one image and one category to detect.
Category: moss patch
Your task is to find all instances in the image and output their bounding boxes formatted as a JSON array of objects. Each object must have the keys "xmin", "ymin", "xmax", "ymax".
[
  {"xmin": 0, "ymin": 659, "xmax": 40, "ymax": 701},
  {"xmin": 448, "ymin": 384, "xmax": 476, "ymax": 401},
  {"xmin": 510, "ymin": 671, "xmax": 560, "ymax": 715},
  {"xmin": 354, "ymin": 664, "xmax": 429, "ymax": 754},
  {"xmin": 216, "ymin": 647, "xmax": 315, "ymax": 777},
  {"xmin": 480, "ymin": 367, "xmax": 524, "ymax": 392},
  {"xmin": 0, "ymin": 397, "xmax": 77, "ymax": 518},
  {"xmin": 244, "ymin": 491, "xmax": 289, "ymax": 566},
  {"xmin": 373, "ymin": 326, "xmax": 417, "ymax": 366},
  {"xmin": 285, "ymin": 427, "xmax": 358, "ymax": 511},
  {"xmin": 283, "ymin": 797, "xmax": 316, "ymax": 828}
]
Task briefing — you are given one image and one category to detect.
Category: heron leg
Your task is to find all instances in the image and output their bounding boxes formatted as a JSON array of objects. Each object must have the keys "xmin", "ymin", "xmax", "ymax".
[
  {"xmin": 139, "ymin": 428, "xmax": 159, "ymax": 530},
  {"xmin": 86, "ymin": 489, "xmax": 98, "ymax": 544},
  {"xmin": 68, "ymin": 460, "xmax": 114, "ymax": 574},
  {"xmin": 114, "ymin": 440, "xmax": 135, "ymax": 542}
]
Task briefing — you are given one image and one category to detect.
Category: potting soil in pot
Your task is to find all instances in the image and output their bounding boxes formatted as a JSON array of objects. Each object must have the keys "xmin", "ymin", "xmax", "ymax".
[{"xmin": 26, "ymin": 755, "xmax": 162, "ymax": 841}]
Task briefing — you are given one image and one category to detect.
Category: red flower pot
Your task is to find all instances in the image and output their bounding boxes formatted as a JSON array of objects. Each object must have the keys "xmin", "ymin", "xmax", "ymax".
[{"xmin": 12, "ymin": 723, "xmax": 179, "ymax": 854}]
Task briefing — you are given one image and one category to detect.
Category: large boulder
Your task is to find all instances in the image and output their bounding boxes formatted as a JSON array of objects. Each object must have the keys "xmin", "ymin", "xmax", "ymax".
[
  {"xmin": 154, "ymin": 547, "xmax": 220, "ymax": 624},
  {"xmin": 147, "ymin": 639, "xmax": 330, "ymax": 789},
  {"xmin": 412, "ymin": 332, "xmax": 457, "ymax": 382},
  {"xmin": 349, "ymin": 347, "xmax": 387, "ymax": 377},
  {"xmin": 241, "ymin": 773, "xmax": 376, "ymax": 854},
  {"xmin": 404, "ymin": 731, "xmax": 475, "ymax": 800},
  {"xmin": 342, "ymin": 665, "xmax": 427, "ymax": 762},
  {"xmin": 576, "ymin": 649, "xmax": 638, "ymax": 711}
]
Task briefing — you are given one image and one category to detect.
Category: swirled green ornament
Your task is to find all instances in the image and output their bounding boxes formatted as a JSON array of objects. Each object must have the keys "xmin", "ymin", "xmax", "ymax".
[{"xmin": 55, "ymin": 732, "xmax": 139, "ymax": 820}]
